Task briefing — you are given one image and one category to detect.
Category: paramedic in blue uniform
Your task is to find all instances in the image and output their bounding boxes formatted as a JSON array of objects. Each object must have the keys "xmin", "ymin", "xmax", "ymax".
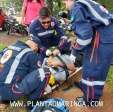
[
  {"xmin": 0, "ymin": 38, "xmax": 50, "ymax": 101},
  {"xmin": 63, "ymin": 0, "xmax": 113, "ymax": 106},
  {"xmin": 29, "ymin": 7, "xmax": 70, "ymax": 65}
]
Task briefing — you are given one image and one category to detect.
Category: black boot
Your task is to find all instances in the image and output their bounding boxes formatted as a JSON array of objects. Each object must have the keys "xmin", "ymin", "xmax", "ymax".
[
  {"xmin": 75, "ymin": 96, "xmax": 99, "ymax": 107},
  {"xmin": 74, "ymin": 82, "xmax": 82, "ymax": 91}
]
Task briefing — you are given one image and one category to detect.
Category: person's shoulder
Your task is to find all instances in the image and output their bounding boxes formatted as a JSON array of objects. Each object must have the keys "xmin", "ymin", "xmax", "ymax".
[
  {"xmin": 75, "ymin": 1, "xmax": 90, "ymax": 10},
  {"xmin": 30, "ymin": 18, "xmax": 40, "ymax": 26},
  {"xmin": 28, "ymin": 51, "xmax": 37, "ymax": 55},
  {"xmin": 27, "ymin": 51, "xmax": 38, "ymax": 61},
  {"xmin": 71, "ymin": 2, "xmax": 86, "ymax": 15},
  {"xmin": 51, "ymin": 16, "xmax": 59, "ymax": 25},
  {"xmin": 12, "ymin": 41, "xmax": 31, "ymax": 51},
  {"xmin": 51, "ymin": 16, "xmax": 58, "ymax": 21},
  {"xmin": 73, "ymin": 2, "xmax": 83, "ymax": 9},
  {"xmin": 14, "ymin": 41, "xmax": 26, "ymax": 47},
  {"xmin": 29, "ymin": 18, "xmax": 40, "ymax": 29}
]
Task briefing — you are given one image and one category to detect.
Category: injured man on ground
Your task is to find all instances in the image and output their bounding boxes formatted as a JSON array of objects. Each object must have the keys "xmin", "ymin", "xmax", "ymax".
[{"xmin": 43, "ymin": 49, "xmax": 83, "ymax": 94}]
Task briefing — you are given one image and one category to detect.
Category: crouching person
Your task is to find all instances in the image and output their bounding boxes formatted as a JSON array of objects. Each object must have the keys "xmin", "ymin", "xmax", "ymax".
[
  {"xmin": 0, "ymin": 67, "xmax": 50, "ymax": 101},
  {"xmin": 0, "ymin": 38, "xmax": 50, "ymax": 101}
]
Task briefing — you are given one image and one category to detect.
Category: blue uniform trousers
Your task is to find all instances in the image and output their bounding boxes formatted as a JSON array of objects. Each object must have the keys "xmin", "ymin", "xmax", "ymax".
[
  {"xmin": 81, "ymin": 42, "xmax": 113, "ymax": 101},
  {"xmin": 0, "ymin": 68, "xmax": 50, "ymax": 101}
]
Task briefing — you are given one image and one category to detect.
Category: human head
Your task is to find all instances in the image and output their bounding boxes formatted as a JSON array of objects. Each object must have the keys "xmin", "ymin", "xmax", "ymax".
[
  {"xmin": 63, "ymin": 0, "xmax": 75, "ymax": 10},
  {"xmin": 39, "ymin": 7, "xmax": 51, "ymax": 29}
]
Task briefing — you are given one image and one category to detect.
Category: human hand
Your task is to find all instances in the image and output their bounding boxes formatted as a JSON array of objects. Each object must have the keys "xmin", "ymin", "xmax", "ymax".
[
  {"xmin": 46, "ymin": 49, "xmax": 52, "ymax": 56},
  {"xmin": 52, "ymin": 49, "xmax": 60, "ymax": 56}
]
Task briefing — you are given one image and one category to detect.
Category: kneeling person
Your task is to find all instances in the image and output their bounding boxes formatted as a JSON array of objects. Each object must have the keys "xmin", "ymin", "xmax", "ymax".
[{"xmin": 0, "ymin": 38, "xmax": 45, "ymax": 101}]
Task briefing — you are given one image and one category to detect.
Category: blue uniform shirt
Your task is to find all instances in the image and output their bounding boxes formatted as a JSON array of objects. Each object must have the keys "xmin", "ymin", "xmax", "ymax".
[
  {"xmin": 70, "ymin": 0, "xmax": 113, "ymax": 51},
  {"xmin": 0, "ymin": 41, "xmax": 38, "ymax": 84},
  {"xmin": 29, "ymin": 17, "xmax": 65, "ymax": 49}
]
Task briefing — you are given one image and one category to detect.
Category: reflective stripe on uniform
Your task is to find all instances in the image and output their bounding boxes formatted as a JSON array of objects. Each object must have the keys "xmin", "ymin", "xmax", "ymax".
[
  {"xmin": 8, "ymin": 45, "xmax": 22, "ymax": 51},
  {"xmin": 5, "ymin": 48, "xmax": 32, "ymax": 84},
  {"xmin": 81, "ymin": 78, "xmax": 105, "ymax": 86},
  {"xmin": 69, "ymin": 54, "xmax": 76, "ymax": 63},
  {"xmin": 38, "ymin": 68, "xmax": 45, "ymax": 81},
  {"xmin": 61, "ymin": 36, "xmax": 68, "ymax": 39},
  {"xmin": 76, "ymin": 38, "xmax": 92, "ymax": 46},
  {"xmin": 38, "ymin": 30, "xmax": 54, "ymax": 36},
  {"xmin": 78, "ymin": 0, "xmax": 109, "ymax": 25}
]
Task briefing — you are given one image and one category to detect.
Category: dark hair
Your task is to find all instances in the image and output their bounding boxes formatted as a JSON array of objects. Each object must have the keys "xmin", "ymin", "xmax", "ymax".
[
  {"xmin": 27, "ymin": 0, "xmax": 41, "ymax": 3},
  {"xmin": 39, "ymin": 7, "xmax": 51, "ymax": 19}
]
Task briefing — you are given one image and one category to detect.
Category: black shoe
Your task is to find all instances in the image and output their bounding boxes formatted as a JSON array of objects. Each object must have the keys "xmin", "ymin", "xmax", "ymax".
[
  {"xmin": 0, "ymin": 100, "xmax": 10, "ymax": 104},
  {"xmin": 74, "ymin": 82, "xmax": 82, "ymax": 91},
  {"xmin": 75, "ymin": 96, "xmax": 99, "ymax": 107},
  {"xmin": 27, "ymin": 105, "xmax": 34, "ymax": 112},
  {"xmin": 75, "ymin": 96, "xmax": 86, "ymax": 107}
]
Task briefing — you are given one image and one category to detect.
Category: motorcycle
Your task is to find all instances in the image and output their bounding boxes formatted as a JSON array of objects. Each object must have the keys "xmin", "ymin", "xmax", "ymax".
[{"xmin": 4, "ymin": 16, "xmax": 28, "ymax": 36}]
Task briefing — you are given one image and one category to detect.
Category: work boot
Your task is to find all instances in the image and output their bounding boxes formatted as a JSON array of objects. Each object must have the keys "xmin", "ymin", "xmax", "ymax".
[
  {"xmin": 75, "ymin": 96, "xmax": 99, "ymax": 107},
  {"xmin": 74, "ymin": 82, "xmax": 82, "ymax": 91}
]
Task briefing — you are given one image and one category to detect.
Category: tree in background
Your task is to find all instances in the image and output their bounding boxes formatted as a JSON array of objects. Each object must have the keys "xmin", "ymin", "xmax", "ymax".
[
  {"xmin": 1, "ymin": 0, "xmax": 113, "ymax": 15},
  {"xmin": 5, "ymin": 0, "xmax": 22, "ymax": 13},
  {"xmin": 45, "ymin": 0, "xmax": 64, "ymax": 15}
]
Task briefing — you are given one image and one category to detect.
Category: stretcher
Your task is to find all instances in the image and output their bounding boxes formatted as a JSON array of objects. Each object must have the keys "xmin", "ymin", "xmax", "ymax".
[{"xmin": 44, "ymin": 67, "xmax": 82, "ymax": 97}]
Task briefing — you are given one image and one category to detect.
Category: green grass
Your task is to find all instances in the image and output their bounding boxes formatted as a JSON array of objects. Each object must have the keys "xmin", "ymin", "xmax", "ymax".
[
  {"xmin": 0, "ymin": 43, "xmax": 6, "ymax": 51},
  {"xmin": 107, "ymin": 66, "xmax": 113, "ymax": 92}
]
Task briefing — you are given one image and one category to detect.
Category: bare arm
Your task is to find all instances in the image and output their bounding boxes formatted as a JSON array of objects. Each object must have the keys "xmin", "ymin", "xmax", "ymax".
[{"xmin": 21, "ymin": 0, "xmax": 27, "ymax": 24}]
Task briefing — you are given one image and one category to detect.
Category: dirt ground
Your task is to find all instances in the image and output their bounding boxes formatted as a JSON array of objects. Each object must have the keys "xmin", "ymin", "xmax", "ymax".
[
  {"xmin": 0, "ymin": 33, "xmax": 113, "ymax": 112},
  {"xmin": 0, "ymin": 32, "xmax": 27, "ymax": 46}
]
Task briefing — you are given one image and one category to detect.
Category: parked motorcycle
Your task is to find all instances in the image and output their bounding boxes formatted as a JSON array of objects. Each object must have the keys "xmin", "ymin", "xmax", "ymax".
[{"xmin": 4, "ymin": 16, "xmax": 28, "ymax": 36}]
